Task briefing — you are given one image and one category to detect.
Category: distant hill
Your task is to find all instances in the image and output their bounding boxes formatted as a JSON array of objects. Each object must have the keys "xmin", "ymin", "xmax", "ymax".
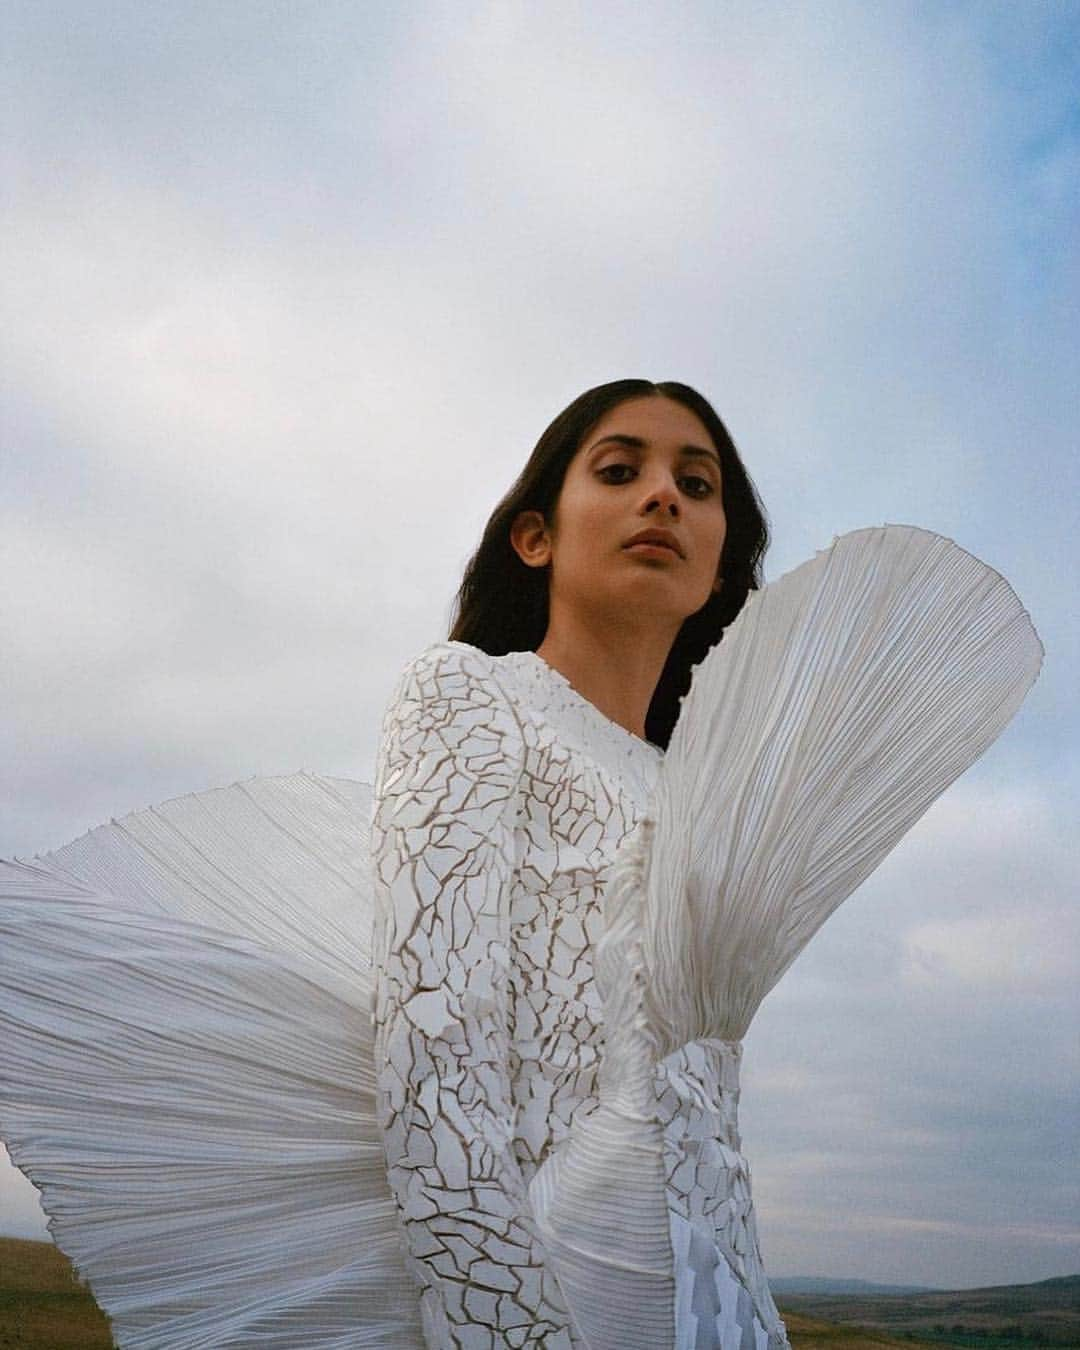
[
  {"xmin": 774, "ymin": 1278, "xmax": 939, "ymax": 1296},
  {"xmin": 777, "ymin": 1273, "xmax": 1080, "ymax": 1349}
]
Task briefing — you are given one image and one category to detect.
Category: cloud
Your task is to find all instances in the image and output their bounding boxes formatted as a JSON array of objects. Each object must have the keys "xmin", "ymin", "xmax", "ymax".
[
  {"xmin": 740, "ymin": 771, "xmax": 1080, "ymax": 1286},
  {"xmin": 903, "ymin": 911, "xmax": 1076, "ymax": 992}
]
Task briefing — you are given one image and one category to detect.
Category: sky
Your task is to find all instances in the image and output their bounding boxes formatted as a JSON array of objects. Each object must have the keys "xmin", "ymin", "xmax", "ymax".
[{"xmin": 1, "ymin": 0, "xmax": 1077, "ymax": 1291}]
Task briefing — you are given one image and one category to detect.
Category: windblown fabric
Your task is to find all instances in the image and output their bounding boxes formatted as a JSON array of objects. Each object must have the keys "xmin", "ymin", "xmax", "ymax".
[
  {"xmin": 529, "ymin": 525, "xmax": 1042, "ymax": 1349},
  {"xmin": 0, "ymin": 526, "xmax": 1041, "ymax": 1349},
  {"xmin": 0, "ymin": 776, "xmax": 424, "ymax": 1349}
]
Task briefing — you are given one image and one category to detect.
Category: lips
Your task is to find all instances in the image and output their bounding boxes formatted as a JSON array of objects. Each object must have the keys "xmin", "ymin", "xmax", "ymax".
[{"xmin": 622, "ymin": 528, "xmax": 684, "ymax": 557}]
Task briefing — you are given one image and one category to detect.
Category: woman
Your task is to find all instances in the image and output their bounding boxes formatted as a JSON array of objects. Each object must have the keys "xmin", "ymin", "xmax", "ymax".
[
  {"xmin": 0, "ymin": 380, "xmax": 1041, "ymax": 1349},
  {"xmin": 370, "ymin": 378, "xmax": 775, "ymax": 1348}
]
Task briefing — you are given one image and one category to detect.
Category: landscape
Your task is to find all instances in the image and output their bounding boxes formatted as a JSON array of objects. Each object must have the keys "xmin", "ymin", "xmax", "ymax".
[
  {"xmin": 778, "ymin": 1274, "xmax": 1080, "ymax": 1350},
  {"xmin": 0, "ymin": 1237, "xmax": 1076, "ymax": 1349}
]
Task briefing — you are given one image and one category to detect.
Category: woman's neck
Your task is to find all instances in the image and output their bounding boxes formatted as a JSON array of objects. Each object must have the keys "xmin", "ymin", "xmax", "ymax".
[{"xmin": 534, "ymin": 609, "xmax": 679, "ymax": 740}]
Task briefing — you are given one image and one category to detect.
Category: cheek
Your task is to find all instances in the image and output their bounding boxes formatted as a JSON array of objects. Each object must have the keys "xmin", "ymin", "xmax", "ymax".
[
  {"xmin": 553, "ymin": 478, "xmax": 614, "ymax": 542},
  {"xmin": 695, "ymin": 516, "xmax": 727, "ymax": 594},
  {"xmin": 547, "ymin": 493, "xmax": 622, "ymax": 588},
  {"xmin": 701, "ymin": 510, "xmax": 727, "ymax": 568}
]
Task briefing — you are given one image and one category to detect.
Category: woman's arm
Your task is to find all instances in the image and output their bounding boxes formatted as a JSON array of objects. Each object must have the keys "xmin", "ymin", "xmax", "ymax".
[{"xmin": 371, "ymin": 643, "xmax": 576, "ymax": 1349}]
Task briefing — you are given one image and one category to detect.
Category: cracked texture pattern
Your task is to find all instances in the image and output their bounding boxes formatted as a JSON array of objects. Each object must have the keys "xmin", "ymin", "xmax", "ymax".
[
  {"xmin": 659, "ymin": 1042, "xmax": 782, "ymax": 1349},
  {"xmin": 371, "ymin": 641, "xmax": 787, "ymax": 1349}
]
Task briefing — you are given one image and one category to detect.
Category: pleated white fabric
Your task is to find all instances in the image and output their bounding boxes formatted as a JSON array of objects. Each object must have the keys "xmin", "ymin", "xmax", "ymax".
[
  {"xmin": 530, "ymin": 818, "xmax": 676, "ymax": 1350},
  {"xmin": 528, "ymin": 526, "xmax": 1042, "ymax": 1349},
  {"xmin": 0, "ymin": 526, "xmax": 1042, "ymax": 1350},
  {"xmin": 639, "ymin": 524, "xmax": 1044, "ymax": 1049},
  {"xmin": 1, "ymin": 775, "xmax": 425, "ymax": 1349}
]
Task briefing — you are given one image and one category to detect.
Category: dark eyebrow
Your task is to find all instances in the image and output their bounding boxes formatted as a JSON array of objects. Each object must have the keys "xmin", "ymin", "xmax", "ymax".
[
  {"xmin": 679, "ymin": 446, "xmax": 724, "ymax": 469},
  {"xmin": 588, "ymin": 433, "xmax": 722, "ymax": 468}
]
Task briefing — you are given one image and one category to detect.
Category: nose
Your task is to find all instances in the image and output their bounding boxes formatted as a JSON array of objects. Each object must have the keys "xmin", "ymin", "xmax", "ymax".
[{"xmin": 639, "ymin": 468, "xmax": 681, "ymax": 518}]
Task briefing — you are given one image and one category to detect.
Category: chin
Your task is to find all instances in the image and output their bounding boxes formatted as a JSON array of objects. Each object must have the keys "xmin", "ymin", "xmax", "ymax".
[{"xmin": 612, "ymin": 583, "xmax": 707, "ymax": 625}]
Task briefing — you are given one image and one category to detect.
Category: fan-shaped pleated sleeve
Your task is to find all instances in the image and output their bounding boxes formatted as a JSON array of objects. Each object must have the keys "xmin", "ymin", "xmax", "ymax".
[
  {"xmin": 630, "ymin": 525, "xmax": 1044, "ymax": 1051},
  {"xmin": 370, "ymin": 643, "xmax": 577, "ymax": 1350}
]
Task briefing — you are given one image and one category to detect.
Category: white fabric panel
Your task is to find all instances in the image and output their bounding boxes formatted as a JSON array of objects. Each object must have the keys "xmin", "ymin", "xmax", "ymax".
[
  {"xmin": 530, "ymin": 819, "xmax": 676, "ymax": 1350},
  {"xmin": 41, "ymin": 772, "xmax": 373, "ymax": 977},
  {"xmin": 0, "ymin": 777, "xmax": 425, "ymax": 1349},
  {"xmin": 631, "ymin": 525, "xmax": 1043, "ymax": 1049}
]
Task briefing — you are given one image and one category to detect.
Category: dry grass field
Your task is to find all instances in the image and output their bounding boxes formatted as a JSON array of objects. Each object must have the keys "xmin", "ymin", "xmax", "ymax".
[
  {"xmin": 0, "ymin": 1238, "xmax": 113, "ymax": 1348},
  {"xmin": 782, "ymin": 1310, "xmax": 935, "ymax": 1349},
  {"xmin": 778, "ymin": 1276, "xmax": 1080, "ymax": 1350}
]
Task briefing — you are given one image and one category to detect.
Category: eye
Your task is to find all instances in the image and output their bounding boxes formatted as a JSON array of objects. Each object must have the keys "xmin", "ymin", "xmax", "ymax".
[
  {"xmin": 597, "ymin": 463, "xmax": 637, "ymax": 485},
  {"xmin": 678, "ymin": 474, "xmax": 715, "ymax": 499}
]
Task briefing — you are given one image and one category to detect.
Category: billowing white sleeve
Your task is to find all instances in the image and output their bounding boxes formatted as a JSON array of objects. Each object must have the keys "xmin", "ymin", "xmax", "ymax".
[
  {"xmin": 370, "ymin": 643, "xmax": 577, "ymax": 1350},
  {"xmin": 529, "ymin": 526, "xmax": 1043, "ymax": 1350}
]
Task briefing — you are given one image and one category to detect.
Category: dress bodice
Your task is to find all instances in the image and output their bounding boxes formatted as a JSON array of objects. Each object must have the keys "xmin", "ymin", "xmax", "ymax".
[
  {"xmin": 370, "ymin": 641, "xmax": 783, "ymax": 1349},
  {"xmin": 485, "ymin": 649, "xmax": 662, "ymax": 1178}
]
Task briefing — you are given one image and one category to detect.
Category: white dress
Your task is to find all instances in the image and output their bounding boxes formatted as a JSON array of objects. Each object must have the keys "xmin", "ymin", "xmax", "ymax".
[
  {"xmin": 0, "ymin": 526, "xmax": 1042, "ymax": 1350},
  {"xmin": 371, "ymin": 641, "xmax": 781, "ymax": 1349}
]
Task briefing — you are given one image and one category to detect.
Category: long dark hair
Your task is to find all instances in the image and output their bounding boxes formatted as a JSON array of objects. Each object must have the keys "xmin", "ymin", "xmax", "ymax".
[{"xmin": 449, "ymin": 379, "xmax": 769, "ymax": 747}]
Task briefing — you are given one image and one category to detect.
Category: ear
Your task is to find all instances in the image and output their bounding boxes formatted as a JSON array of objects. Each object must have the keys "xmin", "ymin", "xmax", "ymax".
[{"xmin": 510, "ymin": 509, "xmax": 553, "ymax": 569}]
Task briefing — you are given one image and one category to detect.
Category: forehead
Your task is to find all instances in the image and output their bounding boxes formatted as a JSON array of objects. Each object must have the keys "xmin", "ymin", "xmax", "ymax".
[{"xmin": 582, "ymin": 395, "xmax": 716, "ymax": 452}]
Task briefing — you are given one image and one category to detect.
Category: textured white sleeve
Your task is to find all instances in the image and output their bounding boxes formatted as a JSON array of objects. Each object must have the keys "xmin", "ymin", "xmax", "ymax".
[{"xmin": 371, "ymin": 644, "xmax": 577, "ymax": 1350}]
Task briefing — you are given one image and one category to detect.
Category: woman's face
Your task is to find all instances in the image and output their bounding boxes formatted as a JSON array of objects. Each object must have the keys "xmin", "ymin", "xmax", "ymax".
[{"xmin": 513, "ymin": 395, "xmax": 728, "ymax": 627}]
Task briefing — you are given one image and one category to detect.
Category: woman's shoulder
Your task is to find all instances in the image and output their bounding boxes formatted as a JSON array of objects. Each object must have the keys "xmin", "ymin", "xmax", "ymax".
[
  {"xmin": 381, "ymin": 642, "xmax": 525, "ymax": 740},
  {"xmin": 384, "ymin": 642, "xmax": 662, "ymax": 802},
  {"xmin": 377, "ymin": 643, "xmax": 526, "ymax": 786},
  {"xmin": 386, "ymin": 640, "xmax": 512, "ymax": 706}
]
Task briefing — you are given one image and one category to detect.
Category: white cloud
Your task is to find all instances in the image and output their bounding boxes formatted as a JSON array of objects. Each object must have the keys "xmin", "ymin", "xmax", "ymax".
[{"xmin": 903, "ymin": 910, "xmax": 1077, "ymax": 992}]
